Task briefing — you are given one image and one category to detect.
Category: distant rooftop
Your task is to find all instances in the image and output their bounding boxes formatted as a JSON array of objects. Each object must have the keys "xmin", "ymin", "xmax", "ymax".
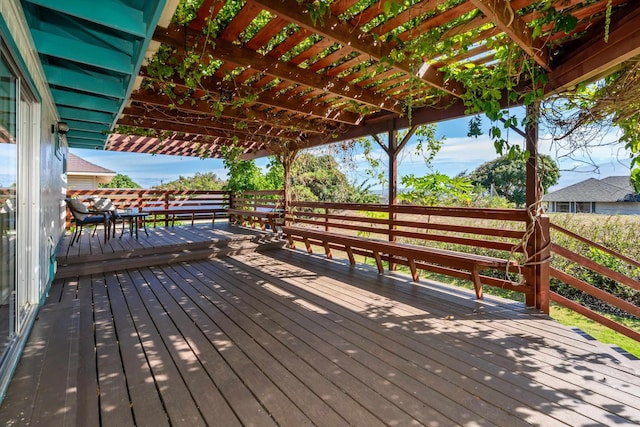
[
  {"xmin": 544, "ymin": 176, "xmax": 638, "ymax": 202},
  {"xmin": 67, "ymin": 153, "xmax": 116, "ymax": 176}
]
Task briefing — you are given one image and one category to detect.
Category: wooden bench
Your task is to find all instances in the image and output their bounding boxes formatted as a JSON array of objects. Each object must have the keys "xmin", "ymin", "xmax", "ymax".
[
  {"xmin": 143, "ymin": 207, "xmax": 227, "ymax": 227},
  {"xmin": 281, "ymin": 225, "xmax": 519, "ymax": 299},
  {"xmin": 226, "ymin": 208, "xmax": 284, "ymax": 232}
]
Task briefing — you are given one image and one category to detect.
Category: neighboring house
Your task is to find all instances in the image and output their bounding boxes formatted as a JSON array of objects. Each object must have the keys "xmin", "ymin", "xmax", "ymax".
[
  {"xmin": 544, "ymin": 176, "xmax": 640, "ymax": 214},
  {"xmin": 66, "ymin": 153, "xmax": 116, "ymax": 190}
]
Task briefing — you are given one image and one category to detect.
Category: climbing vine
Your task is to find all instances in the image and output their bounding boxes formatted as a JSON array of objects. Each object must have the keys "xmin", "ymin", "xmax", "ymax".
[{"xmin": 136, "ymin": 0, "xmax": 634, "ymax": 183}]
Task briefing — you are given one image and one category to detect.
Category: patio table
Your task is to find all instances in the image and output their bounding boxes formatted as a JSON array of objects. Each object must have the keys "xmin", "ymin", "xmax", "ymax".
[{"xmin": 118, "ymin": 211, "xmax": 149, "ymax": 240}]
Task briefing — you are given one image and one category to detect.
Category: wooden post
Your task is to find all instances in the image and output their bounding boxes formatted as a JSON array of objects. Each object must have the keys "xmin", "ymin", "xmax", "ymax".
[
  {"xmin": 538, "ymin": 215, "xmax": 551, "ymax": 313},
  {"xmin": 280, "ymin": 147, "xmax": 297, "ymax": 226},
  {"xmin": 388, "ymin": 122, "xmax": 398, "ymax": 270},
  {"xmin": 524, "ymin": 101, "xmax": 550, "ymax": 311},
  {"xmin": 325, "ymin": 207, "xmax": 329, "ymax": 232}
]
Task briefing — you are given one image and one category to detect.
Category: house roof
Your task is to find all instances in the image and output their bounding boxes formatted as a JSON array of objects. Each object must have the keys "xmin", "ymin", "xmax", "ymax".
[
  {"xmin": 66, "ymin": 153, "xmax": 116, "ymax": 177},
  {"xmin": 22, "ymin": 0, "xmax": 174, "ymax": 149},
  {"xmin": 543, "ymin": 176, "xmax": 638, "ymax": 203}
]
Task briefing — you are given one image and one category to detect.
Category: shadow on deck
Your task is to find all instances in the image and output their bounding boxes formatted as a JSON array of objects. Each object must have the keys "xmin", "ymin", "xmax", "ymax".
[{"xmin": 1, "ymin": 223, "xmax": 639, "ymax": 426}]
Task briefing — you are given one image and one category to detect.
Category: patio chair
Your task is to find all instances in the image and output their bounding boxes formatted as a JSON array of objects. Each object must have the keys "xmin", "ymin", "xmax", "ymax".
[
  {"xmin": 65, "ymin": 198, "xmax": 111, "ymax": 245},
  {"xmin": 90, "ymin": 196, "xmax": 127, "ymax": 238}
]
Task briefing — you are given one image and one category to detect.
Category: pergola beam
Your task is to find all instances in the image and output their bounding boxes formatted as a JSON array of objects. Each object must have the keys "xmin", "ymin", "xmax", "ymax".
[
  {"xmin": 250, "ymin": 0, "xmax": 465, "ymax": 97},
  {"xmin": 152, "ymin": 25, "xmax": 404, "ymax": 115},
  {"xmin": 470, "ymin": 0, "xmax": 550, "ymax": 71},
  {"xmin": 138, "ymin": 66, "xmax": 363, "ymax": 125},
  {"xmin": 122, "ymin": 105, "xmax": 307, "ymax": 140},
  {"xmin": 116, "ymin": 116, "xmax": 288, "ymax": 146},
  {"xmin": 547, "ymin": 2, "xmax": 640, "ymax": 94},
  {"xmin": 130, "ymin": 90, "xmax": 331, "ymax": 134}
]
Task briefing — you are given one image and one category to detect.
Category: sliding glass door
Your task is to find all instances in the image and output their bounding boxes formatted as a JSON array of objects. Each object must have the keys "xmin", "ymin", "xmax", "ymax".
[{"xmin": 0, "ymin": 51, "xmax": 17, "ymax": 359}]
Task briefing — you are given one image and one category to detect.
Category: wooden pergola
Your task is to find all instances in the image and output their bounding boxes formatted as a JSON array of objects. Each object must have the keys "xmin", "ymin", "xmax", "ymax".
[{"xmin": 103, "ymin": 0, "xmax": 639, "ymax": 161}]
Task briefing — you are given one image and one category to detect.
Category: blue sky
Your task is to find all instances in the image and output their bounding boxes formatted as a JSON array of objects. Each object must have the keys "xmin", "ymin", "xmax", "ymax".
[{"xmin": 70, "ymin": 109, "xmax": 633, "ymax": 191}]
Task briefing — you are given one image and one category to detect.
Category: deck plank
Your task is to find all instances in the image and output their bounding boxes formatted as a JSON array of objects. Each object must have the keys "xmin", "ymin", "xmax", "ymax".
[
  {"xmin": 255, "ymin": 250, "xmax": 640, "ymax": 425},
  {"xmin": 103, "ymin": 272, "xmax": 169, "ymax": 426},
  {"xmin": 0, "ymin": 296, "xmax": 79, "ymax": 426},
  {"xmin": 76, "ymin": 276, "xmax": 100, "ymax": 427},
  {"xmin": 92, "ymin": 274, "xmax": 135, "ymax": 426},
  {"xmin": 134, "ymin": 267, "xmax": 272, "ymax": 426},
  {"xmin": 204, "ymin": 256, "xmax": 538, "ymax": 426},
  {"xmin": 160, "ymin": 263, "xmax": 364, "ymax": 426},
  {"xmin": 117, "ymin": 269, "xmax": 208, "ymax": 427}
]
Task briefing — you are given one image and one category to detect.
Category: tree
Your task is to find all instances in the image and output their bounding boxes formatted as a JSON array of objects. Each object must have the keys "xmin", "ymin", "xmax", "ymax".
[
  {"xmin": 224, "ymin": 159, "xmax": 264, "ymax": 193},
  {"xmin": 99, "ymin": 174, "xmax": 140, "ymax": 188},
  {"xmin": 154, "ymin": 172, "xmax": 225, "ymax": 190},
  {"xmin": 290, "ymin": 153, "xmax": 353, "ymax": 202},
  {"xmin": 399, "ymin": 172, "xmax": 473, "ymax": 206},
  {"xmin": 468, "ymin": 154, "xmax": 560, "ymax": 207},
  {"xmin": 263, "ymin": 157, "xmax": 284, "ymax": 190},
  {"xmin": 221, "ymin": 146, "xmax": 265, "ymax": 194}
]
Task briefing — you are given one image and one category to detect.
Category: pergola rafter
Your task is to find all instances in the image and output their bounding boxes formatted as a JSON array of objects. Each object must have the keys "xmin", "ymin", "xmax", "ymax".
[{"xmin": 99, "ymin": 0, "xmax": 637, "ymax": 162}]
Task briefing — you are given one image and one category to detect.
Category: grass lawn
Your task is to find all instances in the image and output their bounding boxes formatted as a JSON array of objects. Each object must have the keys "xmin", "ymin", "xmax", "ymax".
[{"xmin": 550, "ymin": 303, "xmax": 640, "ymax": 359}]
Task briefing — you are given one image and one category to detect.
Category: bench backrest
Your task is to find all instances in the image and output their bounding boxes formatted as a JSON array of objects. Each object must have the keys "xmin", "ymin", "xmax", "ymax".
[
  {"xmin": 230, "ymin": 190, "xmax": 284, "ymax": 212},
  {"xmin": 287, "ymin": 201, "xmax": 529, "ymax": 261}
]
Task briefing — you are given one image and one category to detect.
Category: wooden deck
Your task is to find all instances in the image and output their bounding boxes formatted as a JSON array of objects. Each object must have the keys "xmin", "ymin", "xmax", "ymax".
[
  {"xmin": 1, "ymin": 226, "xmax": 639, "ymax": 426},
  {"xmin": 57, "ymin": 220, "xmax": 267, "ymax": 260}
]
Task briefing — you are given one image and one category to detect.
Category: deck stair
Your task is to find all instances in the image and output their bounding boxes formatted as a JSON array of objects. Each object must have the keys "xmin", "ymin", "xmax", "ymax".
[{"xmin": 55, "ymin": 225, "xmax": 285, "ymax": 279}]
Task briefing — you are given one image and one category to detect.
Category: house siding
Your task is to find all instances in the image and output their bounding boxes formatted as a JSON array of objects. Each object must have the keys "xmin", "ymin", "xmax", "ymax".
[
  {"xmin": 0, "ymin": 0, "xmax": 64, "ymax": 398},
  {"xmin": 68, "ymin": 175, "xmax": 98, "ymax": 190},
  {"xmin": 595, "ymin": 202, "xmax": 640, "ymax": 215}
]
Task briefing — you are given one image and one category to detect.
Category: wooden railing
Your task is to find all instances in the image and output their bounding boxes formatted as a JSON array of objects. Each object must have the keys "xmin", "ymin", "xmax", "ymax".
[
  {"xmin": 288, "ymin": 201, "xmax": 538, "ymax": 301},
  {"xmin": 229, "ymin": 190, "xmax": 284, "ymax": 211},
  {"xmin": 549, "ymin": 222, "xmax": 640, "ymax": 342},
  {"xmin": 64, "ymin": 192, "xmax": 639, "ymax": 342},
  {"xmin": 65, "ymin": 189, "xmax": 231, "ymax": 228}
]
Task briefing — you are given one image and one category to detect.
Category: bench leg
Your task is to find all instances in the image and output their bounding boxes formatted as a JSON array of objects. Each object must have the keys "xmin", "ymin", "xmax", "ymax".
[
  {"xmin": 408, "ymin": 258, "xmax": 418, "ymax": 282},
  {"xmin": 471, "ymin": 265, "xmax": 483, "ymax": 299},
  {"xmin": 286, "ymin": 235, "xmax": 295, "ymax": 249},
  {"xmin": 345, "ymin": 246, "xmax": 355, "ymax": 265},
  {"xmin": 323, "ymin": 242, "xmax": 332, "ymax": 259},
  {"xmin": 373, "ymin": 251, "xmax": 384, "ymax": 274},
  {"xmin": 303, "ymin": 237, "xmax": 313, "ymax": 254}
]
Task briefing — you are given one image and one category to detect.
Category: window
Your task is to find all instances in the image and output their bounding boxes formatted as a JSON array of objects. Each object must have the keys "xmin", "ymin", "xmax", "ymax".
[
  {"xmin": 555, "ymin": 202, "xmax": 571, "ymax": 213},
  {"xmin": 576, "ymin": 202, "xmax": 592, "ymax": 213}
]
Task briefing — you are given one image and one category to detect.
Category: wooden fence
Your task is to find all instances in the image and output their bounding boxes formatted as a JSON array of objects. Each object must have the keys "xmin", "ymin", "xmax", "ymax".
[
  {"xmin": 549, "ymin": 223, "xmax": 640, "ymax": 342},
  {"xmin": 62, "ymin": 191, "xmax": 638, "ymax": 342},
  {"xmin": 65, "ymin": 189, "xmax": 231, "ymax": 228}
]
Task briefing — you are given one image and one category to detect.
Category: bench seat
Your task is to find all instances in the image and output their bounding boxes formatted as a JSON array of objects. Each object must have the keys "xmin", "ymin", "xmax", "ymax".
[
  {"xmin": 281, "ymin": 225, "xmax": 519, "ymax": 299},
  {"xmin": 143, "ymin": 207, "xmax": 227, "ymax": 227}
]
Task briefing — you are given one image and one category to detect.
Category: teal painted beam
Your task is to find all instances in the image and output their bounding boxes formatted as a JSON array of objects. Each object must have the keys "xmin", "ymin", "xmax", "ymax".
[
  {"xmin": 24, "ymin": 0, "xmax": 146, "ymax": 38},
  {"xmin": 117, "ymin": 0, "xmax": 167, "ymax": 121},
  {"xmin": 58, "ymin": 106, "xmax": 114, "ymax": 124},
  {"xmin": 51, "ymin": 89, "xmax": 121, "ymax": 113},
  {"xmin": 38, "ymin": 17, "xmax": 135, "ymax": 56},
  {"xmin": 43, "ymin": 65, "xmax": 126, "ymax": 99},
  {"xmin": 31, "ymin": 29, "xmax": 133, "ymax": 75},
  {"xmin": 63, "ymin": 120, "xmax": 110, "ymax": 133},
  {"xmin": 67, "ymin": 129, "xmax": 108, "ymax": 141},
  {"xmin": 66, "ymin": 138, "xmax": 106, "ymax": 150}
]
